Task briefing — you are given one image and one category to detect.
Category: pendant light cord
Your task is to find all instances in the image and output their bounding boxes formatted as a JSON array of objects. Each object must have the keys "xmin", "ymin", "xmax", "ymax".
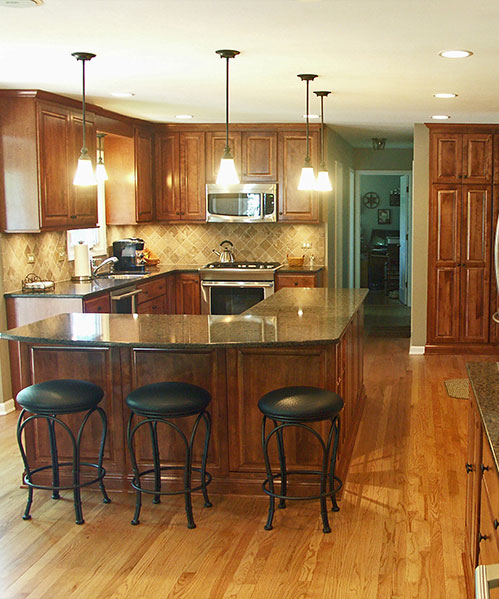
[
  {"xmin": 320, "ymin": 94, "xmax": 324, "ymax": 166},
  {"xmin": 81, "ymin": 58, "xmax": 87, "ymax": 152},
  {"xmin": 305, "ymin": 78, "xmax": 310, "ymax": 162},
  {"xmin": 225, "ymin": 55, "xmax": 230, "ymax": 151}
]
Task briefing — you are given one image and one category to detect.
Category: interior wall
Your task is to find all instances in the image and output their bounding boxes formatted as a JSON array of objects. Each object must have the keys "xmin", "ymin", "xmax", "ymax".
[
  {"xmin": 410, "ymin": 124, "xmax": 429, "ymax": 349},
  {"xmin": 354, "ymin": 148, "xmax": 413, "ymax": 170},
  {"xmin": 359, "ymin": 174, "xmax": 401, "ymax": 248}
]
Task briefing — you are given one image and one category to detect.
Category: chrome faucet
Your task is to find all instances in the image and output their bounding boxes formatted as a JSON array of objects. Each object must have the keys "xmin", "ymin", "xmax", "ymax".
[{"xmin": 92, "ymin": 256, "xmax": 118, "ymax": 277}]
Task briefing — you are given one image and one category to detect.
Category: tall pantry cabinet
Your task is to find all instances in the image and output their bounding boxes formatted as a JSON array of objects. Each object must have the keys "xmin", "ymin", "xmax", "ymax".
[{"xmin": 427, "ymin": 126, "xmax": 498, "ymax": 350}]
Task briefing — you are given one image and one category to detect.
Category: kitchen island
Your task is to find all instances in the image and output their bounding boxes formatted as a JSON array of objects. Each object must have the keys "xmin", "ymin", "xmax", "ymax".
[{"xmin": 1, "ymin": 288, "xmax": 367, "ymax": 496}]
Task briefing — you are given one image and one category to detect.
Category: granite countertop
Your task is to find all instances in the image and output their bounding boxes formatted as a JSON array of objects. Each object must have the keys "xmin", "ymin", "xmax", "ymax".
[
  {"xmin": 0, "ymin": 288, "xmax": 368, "ymax": 349},
  {"xmin": 4, "ymin": 264, "xmax": 203, "ymax": 299},
  {"xmin": 467, "ymin": 362, "xmax": 499, "ymax": 471}
]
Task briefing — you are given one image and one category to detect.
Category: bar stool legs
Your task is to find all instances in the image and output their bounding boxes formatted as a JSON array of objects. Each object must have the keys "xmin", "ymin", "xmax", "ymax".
[
  {"xmin": 261, "ymin": 415, "xmax": 342, "ymax": 534},
  {"xmin": 127, "ymin": 410, "xmax": 212, "ymax": 529}
]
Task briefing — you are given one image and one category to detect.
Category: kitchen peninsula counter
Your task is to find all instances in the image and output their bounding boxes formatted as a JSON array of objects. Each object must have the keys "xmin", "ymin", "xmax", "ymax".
[{"xmin": 2, "ymin": 288, "xmax": 367, "ymax": 496}]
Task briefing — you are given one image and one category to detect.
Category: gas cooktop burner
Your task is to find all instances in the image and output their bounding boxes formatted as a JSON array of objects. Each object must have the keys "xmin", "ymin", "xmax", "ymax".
[{"xmin": 204, "ymin": 261, "xmax": 281, "ymax": 270}]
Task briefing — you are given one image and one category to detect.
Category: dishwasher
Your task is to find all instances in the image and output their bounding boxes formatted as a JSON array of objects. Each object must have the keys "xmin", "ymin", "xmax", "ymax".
[{"xmin": 110, "ymin": 284, "xmax": 143, "ymax": 313}]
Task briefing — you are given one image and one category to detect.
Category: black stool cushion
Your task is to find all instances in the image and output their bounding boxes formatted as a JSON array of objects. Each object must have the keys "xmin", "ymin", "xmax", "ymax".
[
  {"xmin": 16, "ymin": 379, "xmax": 104, "ymax": 415},
  {"xmin": 126, "ymin": 382, "xmax": 211, "ymax": 418},
  {"xmin": 258, "ymin": 386, "xmax": 344, "ymax": 422}
]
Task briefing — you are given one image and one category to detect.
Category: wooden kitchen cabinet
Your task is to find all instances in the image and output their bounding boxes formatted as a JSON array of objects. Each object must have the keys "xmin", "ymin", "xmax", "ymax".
[
  {"xmin": 137, "ymin": 276, "xmax": 166, "ymax": 306},
  {"xmin": 431, "ymin": 132, "xmax": 493, "ymax": 184},
  {"xmin": 134, "ymin": 125, "xmax": 154, "ymax": 222},
  {"xmin": 0, "ymin": 92, "xmax": 98, "ymax": 232},
  {"xmin": 155, "ymin": 131, "xmax": 205, "ymax": 222},
  {"xmin": 241, "ymin": 131, "xmax": 277, "ymax": 182},
  {"xmin": 205, "ymin": 131, "xmax": 242, "ymax": 183},
  {"xmin": 277, "ymin": 130, "xmax": 320, "ymax": 223},
  {"xmin": 83, "ymin": 292, "xmax": 111, "ymax": 314},
  {"xmin": 275, "ymin": 272, "xmax": 322, "ymax": 290},
  {"xmin": 175, "ymin": 273, "xmax": 201, "ymax": 314}
]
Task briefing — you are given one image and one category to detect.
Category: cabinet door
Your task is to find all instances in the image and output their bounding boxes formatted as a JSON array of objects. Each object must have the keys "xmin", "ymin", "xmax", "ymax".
[
  {"xmin": 179, "ymin": 131, "xmax": 205, "ymax": 221},
  {"xmin": 277, "ymin": 131, "xmax": 319, "ymax": 222},
  {"xmin": 491, "ymin": 185, "xmax": 499, "ymax": 344},
  {"xmin": 460, "ymin": 186, "xmax": 491, "ymax": 343},
  {"xmin": 241, "ymin": 131, "xmax": 277, "ymax": 182},
  {"xmin": 275, "ymin": 273, "xmax": 318, "ymax": 290},
  {"xmin": 136, "ymin": 296, "xmax": 166, "ymax": 314},
  {"xmin": 431, "ymin": 133, "xmax": 463, "ymax": 184},
  {"xmin": 155, "ymin": 134, "xmax": 180, "ymax": 220},
  {"xmin": 69, "ymin": 111, "xmax": 98, "ymax": 227},
  {"xmin": 494, "ymin": 134, "xmax": 499, "ymax": 185},
  {"xmin": 165, "ymin": 273, "xmax": 176, "ymax": 314},
  {"xmin": 135, "ymin": 126, "xmax": 154, "ymax": 222},
  {"xmin": 175, "ymin": 273, "xmax": 201, "ymax": 314},
  {"xmin": 205, "ymin": 131, "xmax": 242, "ymax": 183},
  {"xmin": 427, "ymin": 186, "xmax": 461, "ymax": 343},
  {"xmin": 463, "ymin": 134, "xmax": 493, "ymax": 184},
  {"xmin": 464, "ymin": 400, "xmax": 482, "ymax": 582},
  {"xmin": 37, "ymin": 103, "xmax": 71, "ymax": 228},
  {"xmin": 83, "ymin": 293, "xmax": 110, "ymax": 313}
]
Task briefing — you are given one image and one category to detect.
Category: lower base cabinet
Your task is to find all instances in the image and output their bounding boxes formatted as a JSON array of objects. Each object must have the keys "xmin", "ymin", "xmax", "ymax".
[
  {"xmin": 275, "ymin": 271, "xmax": 323, "ymax": 290},
  {"xmin": 175, "ymin": 273, "xmax": 201, "ymax": 314}
]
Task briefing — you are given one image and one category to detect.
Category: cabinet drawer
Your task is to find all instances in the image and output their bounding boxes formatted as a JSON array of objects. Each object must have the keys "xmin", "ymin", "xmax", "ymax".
[
  {"xmin": 275, "ymin": 274, "xmax": 317, "ymax": 290},
  {"xmin": 136, "ymin": 296, "xmax": 166, "ymax": 314},
  {"xmin": 137, "ymin": 277, "xmax": 166, "ymax": 304},
  {"xmin": 83, "ymin": 293, "xmax": 110, "ymax": 313},
  {"xmin": 479, "ymin": 486, "xmax": 499, "ymax": 564},
  {"xmin": 482, "ymin": 433, "xmax": 499, "ymax": 515}
]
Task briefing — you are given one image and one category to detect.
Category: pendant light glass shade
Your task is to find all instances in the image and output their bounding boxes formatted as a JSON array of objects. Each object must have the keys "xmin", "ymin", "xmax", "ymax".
[
  {"xmin": 216, "ymin": 49, "xmax": 240, "ymax": 185},
  {"xmin": 316, "ymin": 168, "xmax": 332, "ymax": 192},
  {"xmin": 72, "ymin": 51, "xmax": 97, "ymax": 186},
  {"xmin": 297, "ymin": 74, "xmax": 318, "ymax": 191},
  {"xmin": 95, "ymin": 133, "xmax": 108, "ymax": 182},
  {"xmin": 313, "ymin": 90, "xmax": 332, "ymax": 192}
]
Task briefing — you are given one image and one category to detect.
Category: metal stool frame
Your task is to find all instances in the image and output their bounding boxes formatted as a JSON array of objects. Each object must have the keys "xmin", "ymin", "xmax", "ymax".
[
  {"xmin": 261, "ymin": 415, "xmax": 342, "ymax": 533},
  {"xmin": 127, "ymin": 409, "xmax": 212, "ymax": 529},
  {"xmin": 16, "ymin": 406, "xmax": 110, "ymax": 525}
]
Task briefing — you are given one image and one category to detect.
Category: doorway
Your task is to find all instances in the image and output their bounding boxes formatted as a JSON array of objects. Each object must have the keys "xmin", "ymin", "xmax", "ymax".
[{"xmin": 354, "ymin": 170, "xmax": 412, "ymax": 336}]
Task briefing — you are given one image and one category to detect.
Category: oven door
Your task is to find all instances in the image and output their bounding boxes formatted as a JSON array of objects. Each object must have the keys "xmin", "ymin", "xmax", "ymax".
[{"xmin": 201, "ymin": 280, "xmax": 274, "ymax": 315}]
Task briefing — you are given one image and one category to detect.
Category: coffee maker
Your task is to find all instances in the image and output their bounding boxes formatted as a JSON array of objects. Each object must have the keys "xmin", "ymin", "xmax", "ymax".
[{"xmin": 112, "ymin": 238, "xmax": 146, "ymax": 272}]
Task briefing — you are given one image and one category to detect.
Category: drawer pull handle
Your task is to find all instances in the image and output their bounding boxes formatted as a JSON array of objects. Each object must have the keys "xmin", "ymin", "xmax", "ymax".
[
  {"xmin": 494, "ymin": 519, "xmax": 499, "ymax": 530},
  {"xmin": 465, "ymin": 463, "xmax": 473, "ymax": 473},
  {"xmin": 481, "ymin": 464, "xmax": 490, "ymax": 473},
  {"xmin": 479, "ymin": 533, "xmax": 488, "ymax": 543}
]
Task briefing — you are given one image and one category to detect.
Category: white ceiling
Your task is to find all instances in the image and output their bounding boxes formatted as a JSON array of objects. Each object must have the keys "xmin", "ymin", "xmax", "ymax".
[{"xmin": 1, "ymin": 0, "xmax": 498, "ymax": 148}]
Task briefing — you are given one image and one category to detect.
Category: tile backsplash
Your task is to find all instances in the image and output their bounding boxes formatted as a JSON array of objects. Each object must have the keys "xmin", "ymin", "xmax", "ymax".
[{"xmin": 1, "ymin": 223, "xmax": 325, "ymax": 292}]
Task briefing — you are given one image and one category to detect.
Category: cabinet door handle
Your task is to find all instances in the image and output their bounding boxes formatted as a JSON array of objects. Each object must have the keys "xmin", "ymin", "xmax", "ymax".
[
  {"xmin": 176, "ymin": 211, "xmax": 180, "ymax": 215},
  {"xmin": 494, "ymin": 519, "xmax": 499, "ymax": 530},
  {"xmin": 465, "ymin": 463, "xmax": 473, "ymax": 473},
  {"xmin": 481, "ymin": 463, "xmax": 490, "ymax": 473},
  {"xmin": 70, "ymin": 215, "xmax": 77, "ymax": 219},
  {"xmin": 463, "ymin": 174, "xmax": 468, "ymax": 178},
  {"xmin": 479, "ymin": 533, "xmax": 488, "ymax": 542}
]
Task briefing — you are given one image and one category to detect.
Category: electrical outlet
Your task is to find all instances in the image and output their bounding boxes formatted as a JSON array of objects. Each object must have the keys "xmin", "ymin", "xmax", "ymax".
[
  {"xmin": 301, "ymin": 242, "xmax": 312, "ymax": 249},
  {"xmin": 58, "ymin": 249, "xmax": 66, "ymax": 262},
  {"xmin": 27, "ymin": 254, "xmax": 35, "ymax": 264}
]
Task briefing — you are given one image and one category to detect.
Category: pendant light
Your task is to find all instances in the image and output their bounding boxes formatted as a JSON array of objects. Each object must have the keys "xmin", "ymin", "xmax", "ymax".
[
  {"xmin": 313, "ymin": 91, "xmax": 332, "ymax": 192},
  {"xmin": 297, "ymin": 74, "xmax": 318, "ymax": 191},
  {"xmin": 72, "ymin": 51, "xmax": 97, "ymax": 186},
  {"xmin": 215, "ymin": 49, "xmax": 240, "ymax": 185},
  {"xmin": 95, "ymin": 133, "xmax": 108, "ymax": 182}
]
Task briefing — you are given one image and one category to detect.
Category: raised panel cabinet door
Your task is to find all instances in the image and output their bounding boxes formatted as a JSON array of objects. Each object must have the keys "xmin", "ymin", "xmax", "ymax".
[
  {"xmin": 179, "ymin": 131, "xmax": 206, "ymax": 221},
  {"xmin": 241, "ymin": 131, "xmax": 277, "ymax": 182},
  {"xmin": 165, "ymin": 273, "xmax": 176, "ymax": 314},
  {"xmin": 134, "ymin": 127, "xmax": 154, "ymax": 222},
  {"xmin": 277, "ymin": 130, "xmax": 319, "ymax": 222},
  {"xmin": 69, "ymin": 111, "xmax": 98, "ymax": 227},
  {"xmin": 155, "ymin": 133, "xmax": 180, "ymax": 220},
  {"xmin": 460, "ymin": 185, "xmax": 491, "ymax": 342},
  {"xmin": 175, "ymin": 273, "xmax": 201, "ymax": 314},
  {"xmin": 431, "ymin": 133, "xmax": 463, "ymax": 184},
  {"xmin": 205, "ymin": 131, "xmax": 242, "ymax": 183},
  {"xmin": 490, "ymin": 186, "xmax": 499, "ymax": 344},
  {"xmin": 494, "ymin": 134, "xmax": 499, "ymax": 185},
  {"xmin": 83, "ymin": 293, "xmax": 110, "ymax": 313},
  {"xmin": 37, "ymin": 104, "xmax": 71, "ymax": 228},
  {"xmin": 463, "ymin": 134, "xmax": 493, "ymax": 184},
  {"xmin": 427, "ymin": 186, "xmax": 461, "ymax": 343}
]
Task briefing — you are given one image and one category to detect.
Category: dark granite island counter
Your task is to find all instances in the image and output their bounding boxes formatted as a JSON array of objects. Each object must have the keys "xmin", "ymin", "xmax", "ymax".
[{"xmin": 2, "ymin": 288, "xmax": 367, "ymax": 496}]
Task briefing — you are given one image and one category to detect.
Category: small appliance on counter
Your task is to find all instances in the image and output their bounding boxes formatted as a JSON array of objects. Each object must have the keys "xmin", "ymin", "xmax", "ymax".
[{"xmin": 112, "ymin": 238, "xmax": 146, "ymax": 272}]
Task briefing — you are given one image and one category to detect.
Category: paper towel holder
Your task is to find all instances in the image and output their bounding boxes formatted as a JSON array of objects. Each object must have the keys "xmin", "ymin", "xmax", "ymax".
[{"xmin": 71, "ymin": 242, "xmax": 93, "ymax": 282}]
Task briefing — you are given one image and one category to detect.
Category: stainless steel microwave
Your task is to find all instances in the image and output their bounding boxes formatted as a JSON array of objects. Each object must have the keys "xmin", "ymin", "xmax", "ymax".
[{"xmin": 206, "ymin": 183, "xmax": 277, "ymax": 223}]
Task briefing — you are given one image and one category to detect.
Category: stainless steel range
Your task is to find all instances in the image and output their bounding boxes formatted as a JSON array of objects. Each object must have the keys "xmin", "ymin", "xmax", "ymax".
[{"xmin": 199, "ymin": 261, "xmax": 282, "ymax": 315}]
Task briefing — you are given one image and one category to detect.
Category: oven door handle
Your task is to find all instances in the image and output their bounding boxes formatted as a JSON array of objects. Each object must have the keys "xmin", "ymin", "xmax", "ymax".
[
  {"xmin": 201, "ymin": 281, "xmax": 274, "ymax": 288},
  {"xmin": 110, "ymin": 289, "xmax": 143, "ymax": 301}
]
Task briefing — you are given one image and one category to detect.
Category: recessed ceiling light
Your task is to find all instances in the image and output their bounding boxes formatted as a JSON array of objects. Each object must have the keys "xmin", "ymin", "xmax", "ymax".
[
  {"xmin": 303, "ymin": 114, "xmax": 319, "ymax": 119},
  {"xmin": 439, "ymin": 49, "xmax": 473, "ymax": 59},
  {"xmin": 175, "ymin": 114, "xmax": 193, "ymax": 119},
  {"xmin": 0, "ymin": 0, "xmax": 42, "ymax": 6},
  {"xmin": 432, "ymin": 115, "xmax": 451, "ymax": 120},
  {"xmin": 433, "ymin": 93, "xmax": 458, "ymax": 98},
  {"xmin": 110, "ymin": 92, "xmax": 135, "ymax": 98}
]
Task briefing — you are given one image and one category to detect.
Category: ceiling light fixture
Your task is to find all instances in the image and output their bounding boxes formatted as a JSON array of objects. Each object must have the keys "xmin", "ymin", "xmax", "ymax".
[
  {"xmin": 297, "ymin": 73, "xmax": 318, "ymax": 191},
  {"xmin": 95, "ymin": 133, "xmax": 108, "ymax": 182},
  {"xmin": 431, "ymin": 115, "xmax": 451, "ymax": 120},
  {"xmin": 433, "ymin": 93, "xmax": 458, "ymax": 98},
  {"xmin": 72, "ymin": 52, "xmax": 97, "ymax": 186},
  {"xmin": 303, "ymin": 114, "xmax": 320, "ymax": 119},
  {"xmin": 439, "ymin": 49, "xmax": 473, "ymax": 59},
  {"xmin": 372, "ymin": 137, "xmax": 386, "ymax": 151},
  {"xmin": 175, "ymin": 114, "xmax": 193, "ymax": 119},
  {"xmin": 110, "ymin": 92, "xmax": 135, "ymax": 98},
  {"xmin": 313, "ymin": 91, "xmax": 332, "ymax": 192},
  {"xmin": 0, "ymin": 0, "xmax": 43, "ymax": 7},
  {"xmin": 215, "ymin": 49, "xmax": 240, "ymax": 185}
]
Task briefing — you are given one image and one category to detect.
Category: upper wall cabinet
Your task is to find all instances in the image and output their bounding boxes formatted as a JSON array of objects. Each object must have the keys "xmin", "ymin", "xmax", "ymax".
[
  {"xmin": 0, "ymin": 93, "xmax": 98, "ymax": 232},
  {"xmin": 155, "ymin": 131, "xmax": 206, "ymax": 222},
  {"xmin": 241, "ymin": 131, "xmax": 277, "ymax": 182},
  {"xmin": 277, "ymin": 130, "xmax": 320, "ymax": 223},
  {"xmin": 431, "ymin": 132, "xmax": 493, "ymax": 184},
  {"xmin": 205, "ymin": 131, "xmax": 242, "ymax": 183},
  {"xmin": 103, "ymin": 123, "xmax": 154, "ymax": 225}
]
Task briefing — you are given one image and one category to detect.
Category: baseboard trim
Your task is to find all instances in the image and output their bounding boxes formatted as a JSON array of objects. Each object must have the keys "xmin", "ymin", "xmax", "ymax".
[
  {"xmin": 425, "ymin": 343, "xmax": 499, "ymax": 355},
  {"xmin": 409, "ymin": 345, "xmax": 425, "ymax": 355},
  {"xmin": 0, "ymin": 399, "xmax": 15, "ymax": 416}
]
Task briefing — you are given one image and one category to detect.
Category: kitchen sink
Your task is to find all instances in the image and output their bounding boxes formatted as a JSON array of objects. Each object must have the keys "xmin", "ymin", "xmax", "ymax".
[{"xmin": 96, "ymin": 273, "xmax": 148, "ymax": 280}]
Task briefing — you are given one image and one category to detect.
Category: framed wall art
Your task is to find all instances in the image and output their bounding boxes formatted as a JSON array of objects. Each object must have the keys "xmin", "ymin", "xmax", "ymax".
[{"xmin": 378, "ymin": 209, "xmax": 391, "ymax": 225}]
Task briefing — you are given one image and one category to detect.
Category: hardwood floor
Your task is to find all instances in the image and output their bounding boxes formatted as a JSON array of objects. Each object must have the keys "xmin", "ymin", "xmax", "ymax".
[{"xmin": 0, "ymin": 337, "xmax": 483, "ymax": 598}]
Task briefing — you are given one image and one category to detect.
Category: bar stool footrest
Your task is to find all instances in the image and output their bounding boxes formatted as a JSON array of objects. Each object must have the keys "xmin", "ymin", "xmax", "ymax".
[
  {"xmin": 131, "ymin": 465, "xmax": 212, "ymax": 497},
  {"xmin": 262, "ymin": 469, "xmax": 343, "ymax": 502},
  {"xmin": 23, "ymin": 462, "xmax": 107, "ymax": 491}
]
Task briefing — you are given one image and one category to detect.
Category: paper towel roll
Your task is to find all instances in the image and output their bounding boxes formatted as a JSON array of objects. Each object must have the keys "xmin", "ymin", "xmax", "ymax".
[{"xmin": 74, "ymin": 243, "xmax": 91, "ymax": 278}]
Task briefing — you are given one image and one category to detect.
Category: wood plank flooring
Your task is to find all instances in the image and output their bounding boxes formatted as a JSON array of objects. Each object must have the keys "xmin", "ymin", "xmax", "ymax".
[{"xmin": 0, "ymin": 337, "xmax": 488, "ymax": 598}]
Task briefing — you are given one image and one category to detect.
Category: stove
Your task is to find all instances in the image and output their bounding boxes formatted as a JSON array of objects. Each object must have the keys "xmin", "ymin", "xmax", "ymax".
[{"xmin": 203, "ymin": 261, "xmax": 280, "ymax": 270}]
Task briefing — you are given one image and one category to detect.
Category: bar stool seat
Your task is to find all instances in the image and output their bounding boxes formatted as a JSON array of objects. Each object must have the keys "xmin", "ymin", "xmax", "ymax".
[
  {"xmin": 126, "ymin": 381, "xmax": 212, "ymax": 529},
  {"xmin": 16, "ymin": 379, "xmax": 110, "ymax": 525},
  {"xmin": 258, "ymin": 385, "xmax": 344, "ymax": 534}
]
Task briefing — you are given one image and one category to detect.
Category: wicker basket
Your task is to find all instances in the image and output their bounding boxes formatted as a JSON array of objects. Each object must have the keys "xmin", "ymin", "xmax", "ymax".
[{"xmin": 287, "ymin": 255, "xmax": 305, "ymax": 267}]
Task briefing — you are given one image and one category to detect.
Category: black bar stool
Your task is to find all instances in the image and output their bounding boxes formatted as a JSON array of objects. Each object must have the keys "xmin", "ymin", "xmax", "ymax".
[
  {"xmin": 258, "ymin": 385, "xmax": 344, "ymax": 533},
  {"xmin": 126, "ymin": 381, "xmax": 212, "ymax": 529},
  {"xmin": 16, "ymin": 379, "xmax": 110, "ymax": 525}
]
